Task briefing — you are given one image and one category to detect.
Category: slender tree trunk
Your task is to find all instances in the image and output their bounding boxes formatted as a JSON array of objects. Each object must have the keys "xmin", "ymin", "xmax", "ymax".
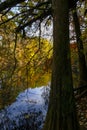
[
  {"xmin": 72, "ymin": 8, "xmax": 87, "ymax": 87},
  {"xmin": 42, "ymin": 0, "xmax": 80, "ymax": 130}
]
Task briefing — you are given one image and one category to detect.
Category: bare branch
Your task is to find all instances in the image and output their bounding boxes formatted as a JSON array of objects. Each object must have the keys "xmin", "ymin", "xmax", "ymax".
[
  {"xmin": 16, "ymin": 8, "xmax": 52, "ymax": 32},
  {"xmin": 0, "ymin": 0, "xmax": 26, "ymax": 13}
]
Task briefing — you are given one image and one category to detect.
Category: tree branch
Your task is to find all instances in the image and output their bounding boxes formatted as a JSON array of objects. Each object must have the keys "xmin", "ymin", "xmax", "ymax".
[
  {"xmin": 16, "ymin": 8, "xmax": 52, "ymax": 32},
  {"xmin": 0, "ymin": 0, "xmax": 26, "ymax": 12}
]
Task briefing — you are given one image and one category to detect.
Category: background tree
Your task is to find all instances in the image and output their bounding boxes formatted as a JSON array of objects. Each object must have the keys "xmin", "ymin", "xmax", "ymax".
[
  {"xmin": 72, "ymin": 6, "xmax": 87, "ymax": 87},
  {"xmin": 0, "ymin": 15, "xmax": 52, "ymax": 109}
]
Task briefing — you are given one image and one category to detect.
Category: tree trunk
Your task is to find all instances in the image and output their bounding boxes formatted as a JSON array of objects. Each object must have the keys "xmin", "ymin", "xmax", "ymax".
[
  {"xmin": 72, "ymin": 8, "xmax": 87, "ymax": 87},
  {"xmin": 43, "ymin": 0, "xmax": 80, "ymax": 130}
]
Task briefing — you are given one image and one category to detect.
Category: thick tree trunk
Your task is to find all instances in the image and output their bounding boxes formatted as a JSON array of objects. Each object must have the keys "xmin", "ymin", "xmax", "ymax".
[
  {"xmin": 43, "ymin": 0, "xmax": 80, "ymax": 130},
  {"xmin": 72, "ymin": 9, "xmax": 87, "ymax": 87}
]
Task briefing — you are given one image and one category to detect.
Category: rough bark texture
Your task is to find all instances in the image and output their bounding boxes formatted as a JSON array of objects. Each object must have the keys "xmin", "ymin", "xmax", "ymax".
[
  {"xmin": 72, "ymin": 9, "xmax": 87, "ymax": 87},
  {"xmin": 43, "ymin": 0, "xmax": 80, "ymax": 130}
]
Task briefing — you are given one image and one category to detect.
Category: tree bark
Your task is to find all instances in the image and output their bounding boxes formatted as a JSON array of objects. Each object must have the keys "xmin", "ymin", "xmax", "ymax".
[
  {"xmin": 72, "ymin": 8, "xmax": 87, "ymax": 87},
  {"xmin": 43, "ymin": 0, "xmax": 80, "ymax": 130}
]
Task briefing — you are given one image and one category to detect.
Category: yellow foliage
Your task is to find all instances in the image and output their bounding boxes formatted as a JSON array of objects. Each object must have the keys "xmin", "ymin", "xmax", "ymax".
[{"xmin": 0, "ymin": 34, "xmax": 53, "ymax": 109}]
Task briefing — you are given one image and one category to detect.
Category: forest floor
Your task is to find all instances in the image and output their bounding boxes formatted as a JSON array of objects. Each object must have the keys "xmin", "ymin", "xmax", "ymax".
[{"xmin": 76, "ymin": 93, "xmax": 87, "ymax": 128}]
